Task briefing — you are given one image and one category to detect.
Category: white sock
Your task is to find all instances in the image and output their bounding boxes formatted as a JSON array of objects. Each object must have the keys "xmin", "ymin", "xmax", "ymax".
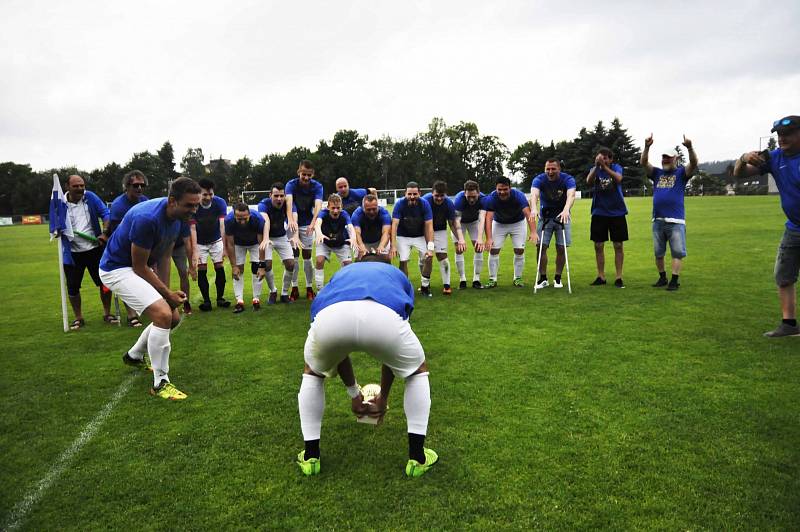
[
  {"xmin": 282, "ymin": 268, "xmax": 293, "ymax": 295},
  {"xmin": 292, "ymin": 262, "xmax": 299, "ymax": 287},
  {"xmin": 298, "ymin": 374, "xmax": 325, "ymax": 441},
  {"xmin": 303, "ymin": 259, "xmax": 314, "ymax": 286},
  {"xmin": 315, "ymin": 268, "xmax": 325, "ymax": 291},
  {"xmin": 473, "ymin": 253, "xmax": 484, "ymax": 281},
  {"xmin": 148, "ymin": 325, "xmax": 171, "ymax": 387},
  {"xmin": 513, "ymin": 253, "xmax": 525, "ymax": 278},
  {"xmin": 439, "ymin": 258, "xmax": 451, "ymax": 286},
  {"xmin": 489, "ymin": 254, "xmax": 500, "ymax": 280},
  {"xmin": 421, "ymin": 276, "xmax": 430, "ymax": 287},
  {"xmin": 265, "ymin": 269, "xmax": 275, "ymax": 293},
  {"xmin": 455, "ymin": 254, "xmax": 466, "ymax": 281},
  {"xmin": 129, "ymin": 323, "xmax": 152, "ymax": 359},
  {"xmin": 404, "ymin": 372, "xmax": 431, "ymax": 435},
  {"xmin": 252, "ymin": 270, "xmax": 263, "ymax": 300},
  {"xmin": 233, "ymin": 275, "xmax": 244, "ymax": 302}
]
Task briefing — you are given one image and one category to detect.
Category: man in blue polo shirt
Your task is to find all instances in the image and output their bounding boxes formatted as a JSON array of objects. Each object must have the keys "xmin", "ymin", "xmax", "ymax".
[
  {"xmin": 390, "ymin": 182, "xmax": 435, "ymax": 296},
  {"xmin": 351, "ymin": 194, "xmax": 392, "ymax": 258},
  {"xmin": 335, "ymin": 176, "xmax": 377, "ymax": 215},
  {"xmin": 224, "ymin": 202, "xmax": 268, "ymax": 313},
  {"xmin": 285, "ymin": 160, "xmax": 324, "ymax": 301},
  {"xmin": 531, "ymin": 159, "xmax": 576, "ymax": 289},
  {"xmin": 258, "ymin": 182, "xmax": 300, "ymax": 304},
  {"xmin": 423, "ymin": 181, "xmax": 466, "ymax": 295},
  {"xmin": 190, "ymin": 178, "xmax": 229, "ymax": 311},
  {"xmin": 296, "ymin": 255, "xmax": 437, "ymax": 478},
  {"xmin": 483, "ymin": 176, "xmax": 537, "ymax": 288},
  {"xmin": 453, "ymin": 181, "xmax": 487, "ymax": 289},
  {"xmin": 99, "ymin": 177, "xmax": 201, "ymax": 400},
  {"xmin": 641, "ymin": 134, "xmax": 698, "ymax": 292},
  {"xmin": 735, "ymin": 115, "xmax": 800, "ymax": 337},
  {"xmin": 587, "ymin": 147, "xmax": 628, "ymax": 288}
]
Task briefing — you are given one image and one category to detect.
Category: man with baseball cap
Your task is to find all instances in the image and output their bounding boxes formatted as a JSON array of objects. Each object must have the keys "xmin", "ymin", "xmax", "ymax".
[
  {"xmin": 641, "ymin": 134, "xmax": 698, "ymax": 291},
  {"xmin": 735, "ymin": 115, "xmax": 800, "ymax": 337}
]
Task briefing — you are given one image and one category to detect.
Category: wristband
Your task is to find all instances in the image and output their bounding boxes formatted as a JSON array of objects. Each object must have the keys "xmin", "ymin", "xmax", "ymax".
[
  {"xmin": 346, "ymin": 384, "xmax": 360, "ymax": 399},
  {"xmin": 427, "ymin": 241, "xmax": 435, "ymax": 252},
  {"xmin": 258, "ymin": 261, "xmax": 267, "ymax": 268}
]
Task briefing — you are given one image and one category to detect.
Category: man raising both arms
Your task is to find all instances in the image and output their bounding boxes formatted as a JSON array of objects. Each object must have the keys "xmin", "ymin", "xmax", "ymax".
[{"xmin": 285, "ymin": 160, "xmax": 324, "ymax": 301}]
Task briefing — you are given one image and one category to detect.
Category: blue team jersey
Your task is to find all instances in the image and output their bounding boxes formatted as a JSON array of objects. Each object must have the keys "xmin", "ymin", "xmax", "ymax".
[
  {"xmin": 422, "ymin": 193, "xmax": 456, "ymax": 231},
  {"xmin": 484, "ymin": 188, "xmax": 529, "ymax": 224},
  {"xmin": 341, "ymin": 188, "xmax": 368, "ymax": 214},
  {"xmin": 224, "ymin": 209, "xmax": 265, "ymax": 246},
  {"xmin": 392, "ymin": 198, "xmax": 433, "ymax": 237},
  {"xmin": 318, "ymin": 209, "xmax": 352, "ymax": 248},
  {"xmin": 651, "ymin": 166, "xmax": 689, "ymax": 222},
  {"xmin": 100, "ymin": 198, "xmax": 190, "ymax": 271},
  {"xmin": 286, "ymin": 178, "xmax": 324, "ymax": 226},
  {"xmin": 453, "ymin": 191, "xmax": 486, "ymax": 224},
  {"xmin": 109, "ymin": 193, "xmax": 149, "ymax": 225},
  {"xmin": 257, "ymin": 198, "xmax": 296, "ymax": 238},
  {"xmin": 351, "ymin": 206, "xmax": 391, "ymax": 243},
  {"xmin": 532, "ymin": 172, "xmax": 576, "ymax": 217},
  {"xmin": 768, "ymin": 148, "xmax": 800, "ymax": 232},
  {"xmin": 191, "ymin": 196, "xmax": 228, "ymax": 244},
  {"xmin": 311, "ymin": 262, "xmax": 415, "ymax": 321},
  {"xmin": 590, "ymin": 163, "xmax": 628, "ymax": 217}
]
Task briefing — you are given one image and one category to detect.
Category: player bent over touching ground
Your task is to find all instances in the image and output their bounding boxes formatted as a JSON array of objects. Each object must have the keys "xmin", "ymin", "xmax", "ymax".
[
  {"xmin": 224, "ymin": 203, "xmax": 268, "ymax": 313},
  {"xmin": 99, "ymin": 177, "xmax": 201, "ymax": 400},
  {"xmin": 296, "ymin": 254, "xmax": 437, "ymax": 477}
]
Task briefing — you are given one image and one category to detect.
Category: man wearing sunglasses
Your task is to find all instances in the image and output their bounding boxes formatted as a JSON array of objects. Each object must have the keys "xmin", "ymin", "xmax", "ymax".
[{"xmin": 735, "ymin": 115, "xmax": 800, "ymax": 337}]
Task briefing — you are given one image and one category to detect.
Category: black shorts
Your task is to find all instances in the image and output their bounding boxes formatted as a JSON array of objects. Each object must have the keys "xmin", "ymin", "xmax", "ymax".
[
  {"xmin": 590, "ymin": 215, "xmax": 628, "ymax": 243},
  {"xmin": 64, "ymin": 246, "xmax": 104, "ymax": 296}
]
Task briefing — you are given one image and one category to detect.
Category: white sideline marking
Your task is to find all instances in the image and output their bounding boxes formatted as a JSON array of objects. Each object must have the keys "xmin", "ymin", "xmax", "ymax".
[{"xmin": 3, "ymin": 375, "xmax": 136, "ymax": 531}]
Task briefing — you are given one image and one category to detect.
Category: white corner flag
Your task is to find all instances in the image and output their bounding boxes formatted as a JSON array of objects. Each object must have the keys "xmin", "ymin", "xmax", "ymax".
[{"xmin": 49, "ymin": 174, "xmax": 73, "ymax": 332}]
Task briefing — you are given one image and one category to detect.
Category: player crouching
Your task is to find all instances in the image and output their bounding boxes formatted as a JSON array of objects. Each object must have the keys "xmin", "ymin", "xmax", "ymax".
[
  {"xmin": 224, "ymin": 202, "xmax": 268, "ymax": 312},
  {"xmin": 313, "ymin": 194, "xmax": 356, "ymax": 291}
]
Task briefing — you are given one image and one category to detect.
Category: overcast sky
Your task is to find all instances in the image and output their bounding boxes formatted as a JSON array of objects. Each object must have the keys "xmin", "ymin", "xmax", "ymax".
[{"xmin": 1, "ymin": 0, "xmax": 798, "ymax": 173}]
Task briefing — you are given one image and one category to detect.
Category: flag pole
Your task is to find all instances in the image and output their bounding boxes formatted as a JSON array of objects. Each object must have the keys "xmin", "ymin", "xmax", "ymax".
[{"xmin": 56, "ymin": 233, "xmax": 69, "ymax": 332}]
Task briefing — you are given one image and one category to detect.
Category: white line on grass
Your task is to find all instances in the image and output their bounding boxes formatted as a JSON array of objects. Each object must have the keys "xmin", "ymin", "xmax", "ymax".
[{"xmin": 3, "ymin": 374, "xmax": 137, "ymax": 532}]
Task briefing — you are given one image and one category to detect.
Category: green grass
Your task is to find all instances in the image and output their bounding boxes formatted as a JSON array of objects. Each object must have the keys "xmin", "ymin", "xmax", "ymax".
[{"xmin": 1, "ymin": 196, "xmax": 798, "ymax": 530}]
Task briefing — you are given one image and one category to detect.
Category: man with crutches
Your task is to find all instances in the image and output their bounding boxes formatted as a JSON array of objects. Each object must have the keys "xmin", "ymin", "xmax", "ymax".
[{"xmin": 531, "ymin": 159, "xmax": 576, "ymax": 291}]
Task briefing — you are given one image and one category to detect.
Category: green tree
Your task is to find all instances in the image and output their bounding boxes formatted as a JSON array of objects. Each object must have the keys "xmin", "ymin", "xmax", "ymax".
[
  {"xmin": 156, "ymin": 141, "xmax": 178, "ymax": 191},
  {"xmin": 88, "ymin": 162, "xmax": 125, "ymax": 202},
  {"xmin": 0, "ymin": 162, "xmax": 34, "ymax": 214},
  {"xmin": 125, "ymin": 152, "xmax": 165, "ymax": 195},
  {"xmin": 230, "ymin": 156, "xmax": 253, "ymax": 201},
  {"xmin": 181, "ymin": 148, "xmax": 206, "ymax": 180}
]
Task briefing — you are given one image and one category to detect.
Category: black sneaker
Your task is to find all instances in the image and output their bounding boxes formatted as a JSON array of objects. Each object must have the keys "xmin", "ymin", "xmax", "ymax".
[
  {"xmin": 614, "ymin": 278, "xmax": 625, "ymax": 288},
  {"xmin": 233, "ymin": 302, "xmax": 245, "ymax": 313},
  {"xmin": 472, "ymin": 280, "xmax": 483, "ymax": 289},
  {"xmin": 459, "ymin": 280, "xmax": 468, "ymax": 289},
  {"xmin": 590, "ymin": 277, "xmax": 607, "ymax": 286},
  {"xmin": 122, "ymin": 352, "xmax": 151, "ymax": 371},
  {"xmin": 279, "ymin": 295, "xmax": 293, "ymax": 304},
  {"xmin": 764, "ymin": 323, "xmax": 800, "ymax": 337},
  {"xmin": 420, "ymin": 286, "xmax": 432, "ymax": 298},
  {"xmin": 666, "ymin": 280, "xmax": 680, "ymax": 291},
  {"xmin": 217, "ymin": 298, "xmax": 231, "ymax": 308},
  {"xmin": 199, "ymin": 301, "xmax": 213, "ymax": 312},
  {"xmin": 652, "ymin": 277, "xmax": 668, "ymax": 287}
]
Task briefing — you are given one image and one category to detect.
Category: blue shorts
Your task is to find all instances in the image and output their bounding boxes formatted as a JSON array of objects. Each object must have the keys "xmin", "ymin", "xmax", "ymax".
[
  {"xmin": 652, "ymin": 220, "xmax": 686, "ymax": 259},
  {"xmin": 537, "ymin": 218, "xmax": 571, "ymax": 247}
]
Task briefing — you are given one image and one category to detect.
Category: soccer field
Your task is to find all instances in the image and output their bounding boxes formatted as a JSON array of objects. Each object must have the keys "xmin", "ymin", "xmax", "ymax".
[{"xmin": 1, "ymin": 195, "xmax": 798, "ymax": 530}]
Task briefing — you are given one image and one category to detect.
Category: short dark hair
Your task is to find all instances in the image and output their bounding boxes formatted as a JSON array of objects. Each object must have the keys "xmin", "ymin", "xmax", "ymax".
[
  {"xmin": 363, "ymin": 193, "xmax": 378, "ymax": 203},
  {"xmin": 545, "ymin": 158, "xmax": 561, "ymax": 166},
  {"xmin": 169, "ymin": 177, "xmax": 202, "ymax": 200},
  {"xmin": 327, "ymin": 193, "xmax": 342, "ymax": 206},
  {"xmin": 359, "ymin": 252, "xmax": 391, "ymax": 264},
  {"xmin": 299, "ymin": 159, "xmax": 314, "ymax": 171},
  {"xmin": 464, "ymin": 180, "xmax": 479, "ymax": 192},
  {"xmin": 271, "ymin": 181, "xmax": 285, "ymax": 192},
  {"xmin": 198, "ymin": 178, "xmax": 215, "ymax": 191},
  {"xmin": 123, "ymin": 170, "xmax": 147, "ymax": 189},
  {"xmin": 495, "ymin": 176, "xmax": 511, "ymax": 187},
  {"xmin": 234, "ymin": 201, "xmax": 249, "ymax": 212},
  {"xmin": 597, "ymin": 147, "xmax": 614, "ymax": 159},
  {"xmin": 406, "ymin": 181, "xmax": 420, "ymax": 191},
  {"xmin": 432, "ymin": 180, "xmax": 447, "ymax": 194}
]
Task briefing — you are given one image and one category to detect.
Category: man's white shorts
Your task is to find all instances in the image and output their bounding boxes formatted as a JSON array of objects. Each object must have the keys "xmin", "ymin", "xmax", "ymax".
[
  {"xmin": 288, "ymin": 225, "xmax": 314, "ymax": 250},
  {"xmin": 100, "ymin": 267, "xmax": 162, "ymax": 315},
  {"xmin": 462, "ymin": 220, "xmax": 481, "ymax": 243},
  {"xmin": 269, "ymin": 237, "xmax": 294, "ymax": 261},
  {"xmin": 316, "ymin": 243, "xmax": 352, "ymax": 263},
  {"xmin": 397, "ymin": 236, "xmax": 428, "ymax": 262},
  {"xmin": 491, "ymin": 219, "xmax": 527, "ymax": 250},
  {"xmin": 304, "ymin": 300, "xmax": 425, "ymax": 378},
  {"xmin": 433, "ymin": 230, "xmax": 449, "ymax": 253},
  {"xmin": 235, "ymin": 243, "xmax": 260, "ymax": 265},
  {"xmin": 198, "ymin": 238, "xmax": 224, "ymax": 265}
]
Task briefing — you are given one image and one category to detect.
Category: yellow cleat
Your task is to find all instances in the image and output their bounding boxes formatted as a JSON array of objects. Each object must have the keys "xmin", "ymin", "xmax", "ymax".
[{"xmin": 149, "ymin": 381, "xmax": 187, "ymax": 400}]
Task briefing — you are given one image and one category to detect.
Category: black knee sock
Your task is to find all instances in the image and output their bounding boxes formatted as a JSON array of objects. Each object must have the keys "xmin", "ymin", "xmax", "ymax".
[
  {"xmin": 659, "ymin": 271, "xmax": 667, "ymax": 280},
  {"xmin": 304, "ymin": 439, "xmax": 320, "ymax": 459},
  {"xmin": 671, "ymin": 274, "xmax": 679, "ymax": 283},
  {"xmin": 214, "ymin": 267, "xmax": 226, "ymax": 300},
  {"xmin": 408, "ymin": 433, "xmax": 426, "ymax": 463},
  {"xmin": 784, "ymin": 318, "xmax": 798, "ymax": 327},
  {"xmin": 197, "ymin": 269, "xmax": 210, "ymax": 302}
]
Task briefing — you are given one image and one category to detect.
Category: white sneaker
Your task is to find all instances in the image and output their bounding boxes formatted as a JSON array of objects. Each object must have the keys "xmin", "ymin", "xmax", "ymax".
[
  {"xmin": 553, "ymin": 279, "xmax": 563, "ymax": 288},
  {"xmin": 535, "ymin": 279, "xmax": 549, "ymax": 289}
]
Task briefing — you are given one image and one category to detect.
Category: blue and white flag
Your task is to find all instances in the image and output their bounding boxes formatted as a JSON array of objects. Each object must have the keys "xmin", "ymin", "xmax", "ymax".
[{"xmin": 49, "ymin": 174, "xmax": 73, "ymax": 241}]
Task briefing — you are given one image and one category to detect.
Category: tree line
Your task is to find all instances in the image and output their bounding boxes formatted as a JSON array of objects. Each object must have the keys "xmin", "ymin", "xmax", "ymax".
[{"xmin": 2, "ymin": 116, "xmax": 706, "ymax": 215}]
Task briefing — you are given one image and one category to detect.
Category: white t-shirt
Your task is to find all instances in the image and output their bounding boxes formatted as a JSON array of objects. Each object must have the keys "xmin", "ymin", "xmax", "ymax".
[{"xmin": 67, "ymin": 198, "xmax": 99, "ymax": 253}]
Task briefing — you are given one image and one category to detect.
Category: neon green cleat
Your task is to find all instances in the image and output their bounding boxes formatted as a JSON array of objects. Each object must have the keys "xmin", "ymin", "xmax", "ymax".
[
  {"xmin": 296, "ymin": 451, "xmax": 320, "ymax": 476},
  {"xmin": 149, "ymin": 381, "xmax": 187, "ymax": 400},
  {"xmin": 405, "ymin": 447, "xmax": 439, "ymax": 478},
  {"xmin": 484, "ymin": 280, "xmax": 498, "ymax": 289},
  {"xmin": 513, "ymin": 277, "xmax": 524, "ymax": 287}
]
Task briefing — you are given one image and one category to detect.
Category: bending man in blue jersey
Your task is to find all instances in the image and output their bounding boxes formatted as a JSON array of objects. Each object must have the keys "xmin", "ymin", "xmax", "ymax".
[
  {"xmin": 296, "ymin": 255, "xmax": 437, "ymax": 478},
  {"xmin": 99, "ymin": 177, "xmax": 202, "ymax": 400}
]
